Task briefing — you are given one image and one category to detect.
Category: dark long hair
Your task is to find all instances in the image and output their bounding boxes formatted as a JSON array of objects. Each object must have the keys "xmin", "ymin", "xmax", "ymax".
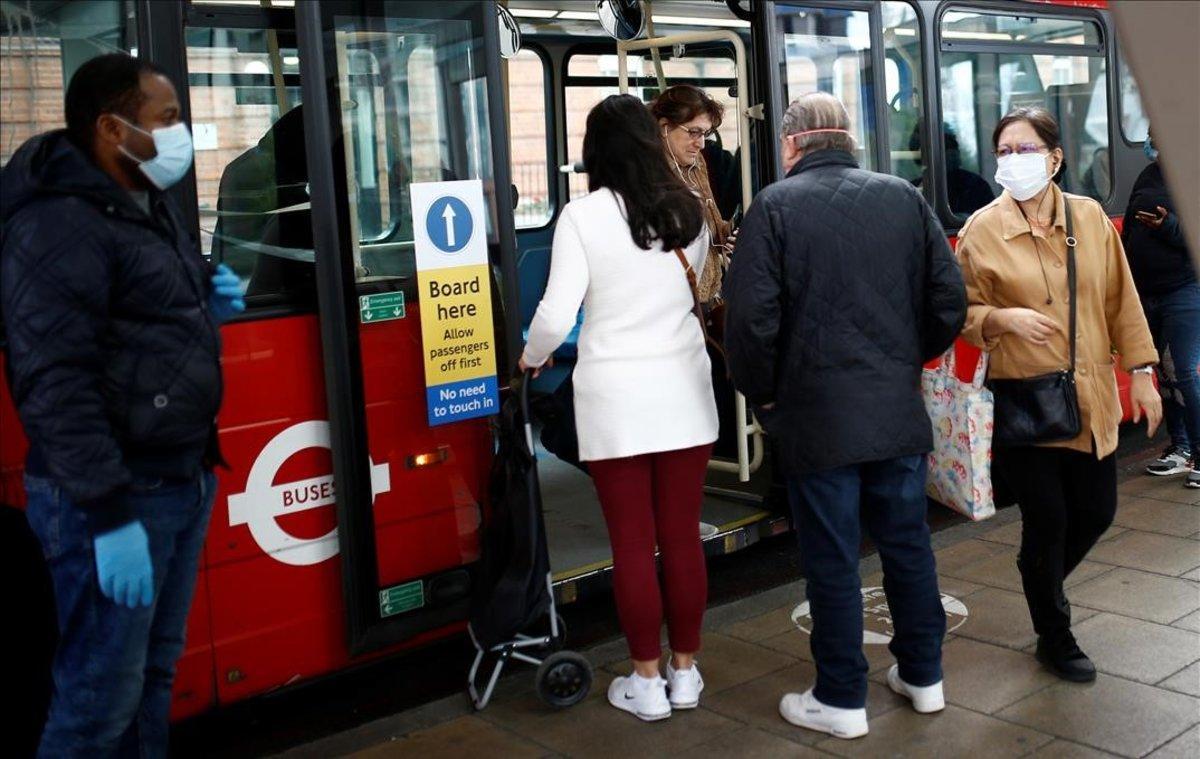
[{"xmin": 582, "ymin": 94, "xmax": 704, "ymax": 251}]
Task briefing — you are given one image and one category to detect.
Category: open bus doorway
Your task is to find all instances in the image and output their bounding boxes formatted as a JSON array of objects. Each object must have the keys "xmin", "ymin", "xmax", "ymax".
[{"xmin": 505, "ymin": 2, "xmax": 789, "ymax": 601}]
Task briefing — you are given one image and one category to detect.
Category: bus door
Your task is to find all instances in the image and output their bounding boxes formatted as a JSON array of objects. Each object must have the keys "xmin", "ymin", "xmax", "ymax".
[
  {"xmin": 293, "ymin": 1, "xmax": 517, "ymax": 655},
  {"xmin": 613, "ymin": 27, "xmax": 764, "ymax": 485}
]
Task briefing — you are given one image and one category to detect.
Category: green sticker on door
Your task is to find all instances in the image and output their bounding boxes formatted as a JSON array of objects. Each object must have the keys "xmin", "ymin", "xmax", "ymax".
[
  {"xmin": 360, "ymin": 291, "xmax": 406, "ymax": 324},
  {"xmin": 379, "ymin": 580, "xmax": 424, "ymax": 618}
]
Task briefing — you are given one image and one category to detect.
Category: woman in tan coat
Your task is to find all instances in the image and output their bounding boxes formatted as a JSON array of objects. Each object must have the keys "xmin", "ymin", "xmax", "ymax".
[{"xmin": 957, "ymin": 107, "xmax": 1161, "ymax": 683}]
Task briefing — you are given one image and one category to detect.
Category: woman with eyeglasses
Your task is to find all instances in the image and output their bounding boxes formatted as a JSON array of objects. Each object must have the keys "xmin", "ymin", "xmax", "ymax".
[
  {"xmin": 957, "ymin": 107, "xmax": 1161, "ymax": 682},
  {"xmin": 652, "ymin": 85, "xmax": 735, "ymax": 305}
]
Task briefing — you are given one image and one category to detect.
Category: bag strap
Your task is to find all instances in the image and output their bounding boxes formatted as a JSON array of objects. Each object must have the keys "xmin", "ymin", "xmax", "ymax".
[
  {"xmin": 673, "ymin": 248, "xmax": 724, "ymax": 356},
  {"xmin": 1064, "ymin": 197, "xmax": 1077, "ymax": 372}
]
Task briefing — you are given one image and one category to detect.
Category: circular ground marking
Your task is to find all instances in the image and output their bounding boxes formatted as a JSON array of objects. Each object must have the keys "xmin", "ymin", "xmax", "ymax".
[{"xmin": 791, "ymin": 586, "xmax": 968, "ymax": 644}]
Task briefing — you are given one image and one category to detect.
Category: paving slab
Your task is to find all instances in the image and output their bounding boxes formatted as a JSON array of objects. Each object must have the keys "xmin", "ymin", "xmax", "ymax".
[
  {"xmin": 1112, "ymin": 497, "xmax": 1200, "ymax": 537},
  {"xmin": 1118, "ymin": 475, "xmax": 1200, "ymax": 506},
  {"xmin": 672, "ymin": 725, "xmax": 831, "ymax": 757},
  {"xmin": 935, "ymin": 637, "xmax": 1057, "ymax": 714},
  {"xmin": 952, "ymin": 586, "xmax": 1095, "ymax": 651},
  {"xmin": 350, "ymin": 715, "xmax": 550, "ymax": 759},
  {"xmin": 1171, "ymin": 608, "xmax": 1200, "ymax": 633},
  {"xmin": 718, "ymin": 604, "xmax": 797, "ymax": 643},
  {"xmin": 997, "ymin": 673, "xmax": 1200, "ymax": 757},
  {"xmin": 932, "ymin": 539, "xmax": 1012, "ymax": 575},
  {"xmin": 813, "ymin": 703, "xmax": 1052, "ymax": 758},
  {"xmin": 1157, "ymin": 661, "xmax": 1200, "ymax": 697},
  {"xmin": 1069, "ymin": 568, "xmax": 1200, "ymax": 624},
  {"xmin": 1026, "ymin": 740, "xmax": 1120, "ymax": 758},
  {"xmin": 1072, "ymin": 613, "xmax": 1200, "ymax": 685},
  {"xmin": 1086, "ymin": 530, "xmax": 1200, "ymax": 577},
  {"xmin": 703, "ymin": 661, "xmax": 905, "ymax": 747},
  {"xmin": 1149, "ymin": 724, "xmax": 1200, "ymax": 759},
  {"xmin": 944, "ymin": 547, "xmax": 1110, "ymax": 594}
]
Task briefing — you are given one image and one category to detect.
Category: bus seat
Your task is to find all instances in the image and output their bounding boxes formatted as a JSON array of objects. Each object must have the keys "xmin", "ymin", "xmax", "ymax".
[{"xmin": 517, "ymin": 243, "xmax": 583, "ymax": 367}]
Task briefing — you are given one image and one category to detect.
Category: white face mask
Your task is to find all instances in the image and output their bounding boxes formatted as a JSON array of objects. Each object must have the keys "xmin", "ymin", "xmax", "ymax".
[
  {"xmin": 994, "ymin": 152, "xmax": 1051, "ymax": 201},
  {"xmin": 116, "ymin": 117, "xmax": 194, "ymax": 190}
]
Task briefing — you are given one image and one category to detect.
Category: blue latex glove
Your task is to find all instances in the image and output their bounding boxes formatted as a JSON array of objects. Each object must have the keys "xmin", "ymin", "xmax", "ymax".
[
  {"xmin": 208, "ymin": 263, "xmax": 246, "ymax": 323},
  {"xmin": 94, "ymin": 520, "xmax": 154, "ymax": 609}
]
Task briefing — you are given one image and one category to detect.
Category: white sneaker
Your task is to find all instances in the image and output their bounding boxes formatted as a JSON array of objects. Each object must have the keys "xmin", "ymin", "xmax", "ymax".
[
  {"xmin": 608, "ymin": 673, "xmax": 671, "ymax": 721},
  {"xmin": 665, "ymin": 661, "xmax": 704, "ymax": 709},
  {"xmin": 886, "ymin": 665, "xmax": 945, "ymax": 713},
  {"xmin": 778, "ymin": 689, "xmax": 868, "ymax": 739}
]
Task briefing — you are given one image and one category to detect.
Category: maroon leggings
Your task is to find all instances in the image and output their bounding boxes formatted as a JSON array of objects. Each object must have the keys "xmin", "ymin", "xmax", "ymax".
[{"xmin": 589, "ymin": 443, "xmax": 713, "ymax": 661}]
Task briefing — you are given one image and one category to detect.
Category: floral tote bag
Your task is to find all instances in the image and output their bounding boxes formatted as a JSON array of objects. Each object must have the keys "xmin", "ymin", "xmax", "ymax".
[{"xmin": 922, "ymin": 348, "xmax": 995, "ymax": 521}]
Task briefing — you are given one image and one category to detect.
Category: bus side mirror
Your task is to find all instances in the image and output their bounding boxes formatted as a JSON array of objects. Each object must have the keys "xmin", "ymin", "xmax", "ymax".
[{"xmin": 511, "ymin": 184, "xmax": 520, "ymax": 211}]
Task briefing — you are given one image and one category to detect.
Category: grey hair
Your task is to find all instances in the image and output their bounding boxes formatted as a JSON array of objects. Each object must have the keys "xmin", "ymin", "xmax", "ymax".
[{"xmin": 780, "ymin": 92, "xmax": 856, "ymax": 153}]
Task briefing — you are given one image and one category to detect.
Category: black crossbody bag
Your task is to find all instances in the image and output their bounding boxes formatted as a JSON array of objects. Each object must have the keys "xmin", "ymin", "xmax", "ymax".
[{"xmin": 987, "ymin": 200, "xmax": 1082, "ymax": 447}]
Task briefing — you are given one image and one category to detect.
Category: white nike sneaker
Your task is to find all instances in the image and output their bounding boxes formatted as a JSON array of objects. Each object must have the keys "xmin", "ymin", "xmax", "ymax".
[
  {"xmin": 608, "ymin": 673, "xmax": 671, "ymax": 721},
  {"xmin": 665, "ymin": 661, "xmax": 704, "ymax": 709},
  {"xmin": 886, "ymin": 665, "xmax": 945, "ymax": 713},
  {"xmin": 778, "ymin": 689, "xmax": 868, "ymax": 739}
]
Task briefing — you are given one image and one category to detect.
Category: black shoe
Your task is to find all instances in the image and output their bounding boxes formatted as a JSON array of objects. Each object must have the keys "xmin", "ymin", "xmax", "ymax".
[{"xmin": 1035, "ymin": 636, "xmax": 1096, "ymax": 683}]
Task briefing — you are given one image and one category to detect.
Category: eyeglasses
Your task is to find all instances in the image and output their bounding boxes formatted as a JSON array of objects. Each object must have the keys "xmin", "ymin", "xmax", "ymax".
[
  {"xmin": 674, "ymin": 125, "xmax": 716, "ymax": 141},
  {"xmin": 995, "ymin": 142, "xmax": 1048, "ymax": 158}
]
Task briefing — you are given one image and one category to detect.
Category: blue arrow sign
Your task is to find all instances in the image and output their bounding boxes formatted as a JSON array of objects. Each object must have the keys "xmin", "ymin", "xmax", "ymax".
[{"xmin": 425, "ymin": 195, "xmax": 473, "ymax": 254}]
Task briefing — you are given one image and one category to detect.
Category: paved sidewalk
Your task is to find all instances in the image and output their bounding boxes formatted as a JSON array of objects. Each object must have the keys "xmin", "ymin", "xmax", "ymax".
[{"xmin": 286, "ymin": 462, "xmax": 1200, "ymax": 758}]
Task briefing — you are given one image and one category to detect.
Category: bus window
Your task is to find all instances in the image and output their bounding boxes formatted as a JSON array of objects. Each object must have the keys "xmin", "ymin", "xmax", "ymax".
[
  {"xmin": 939, "ymin": 10, "xmax": 1109, "ymax": 217},
  {"xmin": 334, "ymin": 14, "xmax": 495, "ymax": 286},
  {"xmin": 1119, "ymin": 57, "xmax": 1149, "ymax": 144},
  {"xmin": 883, "ymin": 1, "xmax": 925, "ymax": 186},
  {"xmin": 185, "ymin": 26, "xmax": 314, "ymax": 303},
  {"xmin": 772, "ymin": 4, "xmax": 876, "ymax": 170},
  {"xmin": 0, "ymin": 0, "xmax": 137, "ymax": 167},
  {"xmin": 564, "ymin": 51, "xmax": 738, "ymax": 201},
  {"xmin": 507, "ymin": 48, "xmax": 552, "ymax": 228}
]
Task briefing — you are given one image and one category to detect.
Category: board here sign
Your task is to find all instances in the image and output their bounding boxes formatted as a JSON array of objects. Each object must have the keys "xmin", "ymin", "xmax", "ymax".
[{"xmin": 410, "ymin": 180, "xmax": 500, "ymax": 427}]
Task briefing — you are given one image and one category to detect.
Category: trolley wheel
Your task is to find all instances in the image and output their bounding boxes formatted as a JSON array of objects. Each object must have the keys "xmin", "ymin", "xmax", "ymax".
[{"xmin": 535, "ymin": 651, "xmax": 592, "ymax": 708}]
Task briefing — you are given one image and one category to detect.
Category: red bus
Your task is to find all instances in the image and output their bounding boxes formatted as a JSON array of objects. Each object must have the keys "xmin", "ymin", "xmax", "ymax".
[{"xmin": 0, "ymin": 0, "xmax": 1148, "ymax": 721}]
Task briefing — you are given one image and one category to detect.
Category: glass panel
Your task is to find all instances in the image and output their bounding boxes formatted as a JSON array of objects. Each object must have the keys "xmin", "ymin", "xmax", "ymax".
[
  {"xmin": 564, "ymin": 52, "xmax": 738, "ymax": 200},
  {"xmin": 507, "ymin": 49, "xmax": 551, "ymax": 228},
  {"xmin": 941, "ymin": 10, "xmax": 1101, "ymax": 46},
  {"xmin": 332, "ymin": 14, "xmax": 494, "ymax": 283},
  {"xmin": 939, "ymin": 45, "xmax": 1109, "ymax": 215},
  {"xmin": 1119, "ymin": 57, "xmax": 1149, "ymax": 143},
  {"xmin": 0, "ymin": 0, "xmax": 136, "ymax": 167},
  {"xmin": 186, "ymin": 27, "xmax": 313, "ymax": 303},
  {"xmin": 774, "ymin": 4, "xmax": 876, "ymax": 170},
  {"xmin": 883, "ymin": 1, "xmax": 925, "ymax": 185}
]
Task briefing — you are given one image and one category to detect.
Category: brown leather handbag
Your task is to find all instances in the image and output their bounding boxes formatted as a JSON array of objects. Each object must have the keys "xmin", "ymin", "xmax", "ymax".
[{"xmin": 674, "ymin": 248, "xmax": 727, "ymax": 366}]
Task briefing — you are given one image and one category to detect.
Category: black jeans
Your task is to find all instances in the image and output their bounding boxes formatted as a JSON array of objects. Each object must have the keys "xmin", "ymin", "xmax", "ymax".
[{"xmin": 993, "ymin": 446, "xmax": 1117, "ymax": 644}]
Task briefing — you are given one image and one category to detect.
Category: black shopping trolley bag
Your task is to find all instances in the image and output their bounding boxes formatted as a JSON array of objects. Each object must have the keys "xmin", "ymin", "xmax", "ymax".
[{"xmin": 469, "ymin": 379, "xmax": 551, "ymax": 650}]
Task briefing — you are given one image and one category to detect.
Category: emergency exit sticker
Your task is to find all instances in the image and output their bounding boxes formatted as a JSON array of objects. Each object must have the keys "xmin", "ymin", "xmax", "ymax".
[
  {"xmin": 411, "ymin": 180, "xmax": 500, "ymax": 426},
  {"xmin": 379, "ymin": 580, "xmax": 425, "ymax": 618}
]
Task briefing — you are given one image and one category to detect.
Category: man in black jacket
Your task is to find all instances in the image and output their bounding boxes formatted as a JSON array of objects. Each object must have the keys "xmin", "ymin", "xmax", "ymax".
[
  {"xmin": 724, "ymin": 93, "xmax": 966, "ymax": 739},
  {"xmin": 0, "ymin": 54, "xmax": 243, "ymax": 757},
  {"xmin": 1124, "ymin": 130, "xmax": 1200, "ymax": 487}
]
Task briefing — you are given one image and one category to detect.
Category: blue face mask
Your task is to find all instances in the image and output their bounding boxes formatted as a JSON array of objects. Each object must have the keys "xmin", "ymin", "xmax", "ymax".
[
  {"xmin": 117, "ymin": 116, "xmax": 194, "ymax": 190},
  {"xmin": 1144, "ymin": 135, "xmax": 1158, "ymax": 162}
]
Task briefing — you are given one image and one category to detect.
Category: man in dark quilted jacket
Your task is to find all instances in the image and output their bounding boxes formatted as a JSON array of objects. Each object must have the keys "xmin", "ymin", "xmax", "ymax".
[
  {"xmin": 724, "ymin": 93, "xmax": 966, "ymax": 739},
  {"xmin": 0, "ymin": 53, "xmax": 242, "ymax": 757}
]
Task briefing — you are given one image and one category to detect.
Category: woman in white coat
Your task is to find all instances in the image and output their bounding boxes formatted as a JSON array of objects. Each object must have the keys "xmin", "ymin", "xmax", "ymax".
[{"xmin": 519, "ymin": 95, "xmax": 717, "ymax": 721}]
